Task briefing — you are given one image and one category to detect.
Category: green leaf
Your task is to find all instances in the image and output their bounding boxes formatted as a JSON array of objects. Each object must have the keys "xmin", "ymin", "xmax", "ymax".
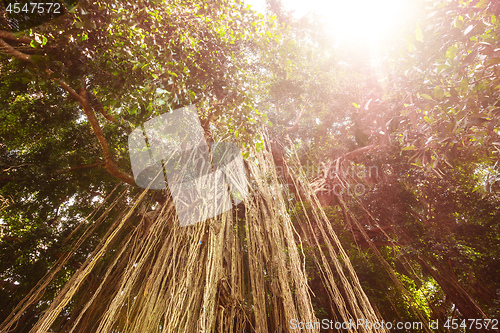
[
  {"xmin": 446, "ymin": 45, "xmax": 458, "ymax": 59},
  {"xmin": 30, "ymin": 40, "xmax": 39, "ymax": 48},
  {"xmin": 402, "ymin": 145, "xmax": 417, "ymax": 151},
  {"xmin": 467, "ymin": 114, "xmax": 489, "ymax": 126},
  {"xmin": 415, "ymin": 23, "xmax": 423, "ymax": 42},
  {"xmin": 421, "ymin": 93, "xmax": 433, "ymax": 100},
  {"xmin": 460, "ymin": 78, "xmax": 469, "ymax": 93},
  {"xmin": 476, "ymin": 0, "xmax": 488, "ymax": 8},
  {"xmin": 255, "ymin": 140, "xmax": 264, "ymax": 152},
  {"xmin": 30, "ymin": 55, "xmax": 45, "ymax": 66},
  {"xmin": 464, "ymin": 24, "xmax": 475, "ymax": 37},
  {"xmin": 436, "ymin": 64, "xmax": 449, "ymax": 74},
  {"xmin": 411, "ymin": 157, "xmax": 423, "ymax": 167},
  {"xmin": 434, "ymin": 86, "xmax": 444, "ymax": 101},
  {"xmin": 352, "ymin": 102, "xmax": 359, "ymax": 108},
  {"xmin": 407, "ymin": 40, "xmax": 415, "ymax": 53},
  {"xmin": 453, "ymin": 18, "xmax": 463, "ymax": 29}
]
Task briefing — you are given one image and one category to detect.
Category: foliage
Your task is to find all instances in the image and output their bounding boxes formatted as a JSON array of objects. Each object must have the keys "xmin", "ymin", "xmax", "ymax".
[{"xmin": 0, "ymin": 0, "xmax": 499, "ymax": 330}]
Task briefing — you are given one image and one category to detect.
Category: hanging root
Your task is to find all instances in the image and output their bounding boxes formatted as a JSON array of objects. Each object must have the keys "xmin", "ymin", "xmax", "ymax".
[{"xmin": 2, "ymin": 135, "xmax": 391, "ymax": 333}]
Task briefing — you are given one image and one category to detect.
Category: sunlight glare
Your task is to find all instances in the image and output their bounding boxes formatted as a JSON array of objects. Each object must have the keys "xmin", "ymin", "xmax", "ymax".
[
  {"xmin": 324, "ymin": 0, "xmax": 409, "ymax": 45},
  {"xmin": 245, "ymin": 0, "xmax": 418, "ymax": 54}
]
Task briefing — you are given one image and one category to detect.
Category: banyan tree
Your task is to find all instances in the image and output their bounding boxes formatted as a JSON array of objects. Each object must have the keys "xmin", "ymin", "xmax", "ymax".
[{"xmin": 0, "ymin": 0, "xmax": 499, "ymax": 332}]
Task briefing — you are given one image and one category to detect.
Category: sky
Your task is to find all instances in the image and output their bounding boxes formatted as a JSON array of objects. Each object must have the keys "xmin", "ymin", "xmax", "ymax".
[{"xmin": 244, "ymin": 0, "xmax": 421, "ymax": 55}]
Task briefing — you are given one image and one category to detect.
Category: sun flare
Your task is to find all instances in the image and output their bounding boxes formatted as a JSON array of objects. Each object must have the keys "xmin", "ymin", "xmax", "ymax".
[
  {"xmin": 246, "ymin": 0, "xmax": 420, "ymax": 53},
  {"xmin": 323, "ymin": 0, "xmax": 413, "ymax": 44}
]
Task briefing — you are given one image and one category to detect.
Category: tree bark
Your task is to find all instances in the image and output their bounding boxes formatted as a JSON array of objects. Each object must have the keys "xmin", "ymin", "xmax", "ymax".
[
  {"xmin": 0, "ymin": 32, "xmax": 136, "ymax": 186},
  {"xmin": 0, "ymin": 37, "xmax": 33, "ymax": 63},
  {"xmin": 76, "ymin": 83, "xmax": 135, "ymax": 185}
]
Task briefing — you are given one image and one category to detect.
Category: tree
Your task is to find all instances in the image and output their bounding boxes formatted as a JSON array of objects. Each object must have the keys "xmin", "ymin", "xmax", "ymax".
[
  {"xmin": 308, "ymin": 0, "xmax": 500, "ymax": 325},
  {"xmin": 1, "ymin": 0, "xmax": 499, "ymax": 331},
  {"xmin": 0, "ymin": 0, "xmax": 276, "ymax": 329}
]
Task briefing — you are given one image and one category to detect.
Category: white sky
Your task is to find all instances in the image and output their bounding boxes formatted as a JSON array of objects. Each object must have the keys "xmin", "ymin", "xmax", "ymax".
[{"xmin": 244, "ymin": 0, "xmax": 421, "ymax": 54}]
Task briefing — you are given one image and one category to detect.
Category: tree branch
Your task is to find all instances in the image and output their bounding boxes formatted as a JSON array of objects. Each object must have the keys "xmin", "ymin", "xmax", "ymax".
[
  {"xmin": 0, "ymin": 35, "xmax": 136, "ymax": 186},
  {"xmin": 51, "ymin": 77, "xmax": 83, "ymax": 103},
  {"xmin": 76, "ymin": 82, "xmax": 135, "ymax": 185},
  {"xmin": 344, "ymin": 144, "xmax": 377, "ymax": 162},
  {"xmin": 0, "ymin": 37, "xmax": 32, "ymax": 63},
  {"xmin": 2, "ymin": 163, "xmax": 31, "ymax": 172},
  {"xmin": 0, "ymin": 30, "xmax": 32, "ymax": 44},
  {"xmin": 284, "ymin": 109, "xmax": 304, "ymax": 133},
  {"xmin": 202, "ymin": 105, "xmax": 223, "ymax": 131},
  {"xmin": 56, "ymin": 162, "xmax": 103, "ymax": 175}
]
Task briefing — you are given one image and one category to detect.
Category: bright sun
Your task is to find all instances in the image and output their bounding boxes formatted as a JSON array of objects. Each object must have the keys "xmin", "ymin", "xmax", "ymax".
[
  {"xmin": 246, "ymin": 0, "xmax": 420, "ymax": 53},
  {"xmin": 323, "ymin": 0, "xmax": 413, "ymax": 44}
]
